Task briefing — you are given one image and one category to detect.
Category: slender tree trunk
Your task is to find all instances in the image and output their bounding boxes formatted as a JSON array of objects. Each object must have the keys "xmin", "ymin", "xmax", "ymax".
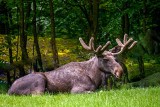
[
  {"xmin": 143, "ymin": 0, "xmax": 146, "ymax": 33},
  {"xmin": 138, "ymin": 56, "xmax": 145, "ymax": 78},
  {"xmin": 5, "ymin": 35, "xmax": 12, "ymax": 85},
  {"xmin": 136, "ymin": 0, "xmax": 146, "ymax": 79},
  {"xmin": 49, "ymin": 0, "xmax": 59, "ymax": 68},
  {"xmin": 121, "ymin": 2, "xmax": 130, "ymax": 35},
  {"xmin": 14, "ymin": 5, "xmax": 20, "ymax": 80},
  {"xmin": 87, "ymin": 0, "xmax": 99, "ymax": 40},
  {"xmin": 119, "ymin": 61, "xmax": 129, "ymax": 83},
  {"xmin": 2, "ymin": 1, "xmax": 13, "ymax": 85},
  {"xmin": 120, "ymin": 26, "xmax": 129, "ymax": 83},
  {"xmin": 120, "ymin": 2, "xmax": 130, "ymax": 83},
  {"xmin": 19, "ymin": 0, "xmax": 27, "ymax": 76},
  {"xmin": 24, "ymin": 1, "xmax": 31, "ymax": 32},
  {"xmin": 124, "ymin": 14, "xmax": 129, "ymax": 35},
  {"xmin": 121, "ymin": 15, "xmax": 125, "ymax": 35},
  {"xmin": 92, "ymin": 0, "xmax": 99, "ymax": 38},
  {"xmin": 6, "ymin": 24, "xmax": 12, "ymax": 86},
  {"xmin": 33, "ymin": 0, "xmax": 43, "ymax": 71}
]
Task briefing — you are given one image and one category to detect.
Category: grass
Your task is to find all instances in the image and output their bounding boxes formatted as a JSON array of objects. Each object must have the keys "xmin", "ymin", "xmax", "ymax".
[{"xmin": 0, "ymin": 87, "xmax": 160, "ymax": 107}]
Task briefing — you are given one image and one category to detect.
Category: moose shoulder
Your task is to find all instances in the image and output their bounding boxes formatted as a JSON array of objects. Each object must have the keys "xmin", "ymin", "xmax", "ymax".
[{"xmin": 8, "ymin": 34, "xmax": 137, "ymax": 95}]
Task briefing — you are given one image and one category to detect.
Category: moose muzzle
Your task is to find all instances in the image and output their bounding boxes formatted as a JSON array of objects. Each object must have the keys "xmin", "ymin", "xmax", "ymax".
[{"xmin": 113, "ymin": 66, "xmax": 123, "ymax": 78}]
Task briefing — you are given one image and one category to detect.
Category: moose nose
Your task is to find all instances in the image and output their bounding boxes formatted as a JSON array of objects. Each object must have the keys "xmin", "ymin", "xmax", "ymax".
[{"xmin": 114, "ymin": 67, "xmax": 123, "ymax": 78}]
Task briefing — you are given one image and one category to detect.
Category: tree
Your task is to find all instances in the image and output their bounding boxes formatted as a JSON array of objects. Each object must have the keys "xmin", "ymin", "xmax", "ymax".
[
  {"xmin": 49, "ymin": 0, "xmax": 59, "ymax": 68},
  {"xmin": 64, "ymin": 0, "xmax": 99, "ymax": 41},
  {"xmin": 19, "ymin": 0, "xmax": 29, "ymax": 77},
  {"xmin": 0, "ymin": 1, "xmax": 13, "ymax": 85},
  {"xmin": 32, "ymin": 0, "xmax": 43, "ymax": 71}
]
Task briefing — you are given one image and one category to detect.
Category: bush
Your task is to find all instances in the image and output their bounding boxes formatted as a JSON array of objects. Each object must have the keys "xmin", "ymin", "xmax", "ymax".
[{"xmin": 0, "ymin": 81, "xmax": 8, "ymax": 94}]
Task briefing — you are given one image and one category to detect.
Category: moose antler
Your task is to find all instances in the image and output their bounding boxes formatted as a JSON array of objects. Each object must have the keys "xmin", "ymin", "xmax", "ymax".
[
  {"xmin": 111, "ymin": 34, "xmax": 137, "ymax": 55},
  {"xmin": 79, "ymin": 37, "xmax": 111, "ymax": 55}
]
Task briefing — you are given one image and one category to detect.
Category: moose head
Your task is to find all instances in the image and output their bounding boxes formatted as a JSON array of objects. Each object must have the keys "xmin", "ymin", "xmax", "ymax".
[{"xmin": 79, "ymin": 34, "xmax": 137, "ymax": 79}]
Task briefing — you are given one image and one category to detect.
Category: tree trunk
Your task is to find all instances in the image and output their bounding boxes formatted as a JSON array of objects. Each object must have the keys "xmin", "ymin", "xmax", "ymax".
[
  {"xmin": 120, "ymin": 2, "xmax": 130, "ymax": 83},
  {"xmin": 124, "ymin": 14, "xmax": 129, "ymax": 35},
  {"xmin": 86, "ymin": 0, "xmax": 99, "ymax": 40},
  {"xmin": 33, "ymin": 0, "xmax": 43, "ymax": 71},
  {"xmin": 119, "ymin": 61, "xmax": 129, "ymax": 83},
  {"xmin": 121, "ymin": 2, "xmax": 130, "ymax": 35},
  {"xmin": 24, "ymin": 0, "xmax": 31, "ymax": 34},
  {"xmin": 143, "ymin": 0, "xmax": 146, "ymax": 33},
  {"xmin": 2, "ymin": 1, "xmax": 13, "ymax": 85},
  {"xmin": 6, "ymin": 35, "xmax": 12, "ymax": 85},
  {"xmin": 49, "ymin": 0, "xmax": 59, "ymax": 68},
  {"xmin": 138, "ymin": 56, "xmax": 145, "ymax": 78},
  {"xmin": 19, "ymin": 0, "xmax": 28, "ymax": 76},
  {"xmin": 92, "ymin": 0, "xmax": 99, "ymax": 38}
]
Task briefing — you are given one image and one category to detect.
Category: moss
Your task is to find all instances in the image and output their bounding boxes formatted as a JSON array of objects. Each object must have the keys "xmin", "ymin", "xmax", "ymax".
[
  {"xmin": 127, "ymin": 63, "xmax": 160, "ymax": 81},
  {"xmin": 123, "ymin": 72, "xmax": 160, "ymax": 88}
]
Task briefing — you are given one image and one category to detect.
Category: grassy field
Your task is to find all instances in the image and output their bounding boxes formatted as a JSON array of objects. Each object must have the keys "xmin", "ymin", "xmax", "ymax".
[{"xmin": 0, "ymin": 87, "xmax": 159, "ymax": 107}]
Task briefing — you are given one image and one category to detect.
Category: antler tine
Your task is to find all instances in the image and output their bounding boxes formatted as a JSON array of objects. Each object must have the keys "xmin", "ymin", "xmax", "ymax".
[
  {"xmin": 128, "ymin": 41, "xmax": 137, "ymax": 49},
  {"xmin": 100, "ymin": 41, "xmax": 111, "ymax": 52},
  {"xmin": 79, "ymin": 37, "xmax": 111, "ymax": 55},
  {"xmin": 89, "ymin": 37, "xmax": 94, "ymax": 50},
  {"xmin": 79, "ymin": 37, "xmax": 94, "ymax": 50},
  {"xmin": 116, "ymin": 38, "xmax": 124, "ymax": 47},
  {"xmin": 91, "ymin": 37, "xmax": 96, "ymax": 51},
  {"xmin": 111, "ymin": 34, "xmax": 137, "ymax": 55},
  {"xmin": 123, "ymin": 34, "xmax": 128, "ymax": 44},
  {"xmin": 94, "ymin": 41, "xmax": 111, "ymax": 55},
  {"xmin": 95, "ymin": 45, "xmax": 102, "ymax": 53}
]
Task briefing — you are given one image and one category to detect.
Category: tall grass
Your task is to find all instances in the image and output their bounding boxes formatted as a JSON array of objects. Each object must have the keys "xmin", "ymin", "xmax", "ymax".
[{"xmin": 0, "ymin": 87, "xmax": 159, "ymax": 107}]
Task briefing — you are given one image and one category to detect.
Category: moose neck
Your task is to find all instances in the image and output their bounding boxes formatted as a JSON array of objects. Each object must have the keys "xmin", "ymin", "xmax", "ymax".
[{"xmin": 85, "ymin": 56, "xmax": 102, "ymax": 87}]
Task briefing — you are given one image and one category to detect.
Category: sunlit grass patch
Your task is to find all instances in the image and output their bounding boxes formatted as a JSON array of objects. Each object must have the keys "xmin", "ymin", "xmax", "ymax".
[{"xmin": 0, "ymin": 87, "xmax": 159, "ymax": 107}]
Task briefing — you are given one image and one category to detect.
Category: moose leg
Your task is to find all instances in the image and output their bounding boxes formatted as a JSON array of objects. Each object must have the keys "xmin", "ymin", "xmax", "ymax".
[
  {"xmin": 71, "ymin": 76, "xmax": 96, "ymax": 94},
  {"xmin": 30, "ymin": 77, "xmax": 46, "ymax": 95}
]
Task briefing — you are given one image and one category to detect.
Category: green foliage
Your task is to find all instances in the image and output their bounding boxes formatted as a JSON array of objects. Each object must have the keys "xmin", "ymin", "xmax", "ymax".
[
  {"xmin": 0, "ymin": 0, "xmax": 159, "ymax": 39},
  {"xmin": 0, "ymin": 87, "xmax": 159, "ymax": 107},
  {"xmin": 0, "ymin": 81, "xmax": 8, "ymax": 94}
]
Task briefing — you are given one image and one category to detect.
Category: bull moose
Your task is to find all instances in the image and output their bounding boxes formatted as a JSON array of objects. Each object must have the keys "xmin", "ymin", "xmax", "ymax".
[{"xmin": 8, "ymin": 34, "xmax": 137, "ymax": 95}]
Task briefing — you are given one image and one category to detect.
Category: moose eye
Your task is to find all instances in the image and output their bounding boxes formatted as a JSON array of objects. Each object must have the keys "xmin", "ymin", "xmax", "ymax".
[{"xmin": 103, "ymin": 58, "xmax": 110, "ymax": 62}]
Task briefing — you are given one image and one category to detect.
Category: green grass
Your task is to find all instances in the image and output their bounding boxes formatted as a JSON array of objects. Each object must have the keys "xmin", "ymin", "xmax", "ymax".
[{"xmin": 0, "ymin": 87, "xmax": 160, "ymax": 107}]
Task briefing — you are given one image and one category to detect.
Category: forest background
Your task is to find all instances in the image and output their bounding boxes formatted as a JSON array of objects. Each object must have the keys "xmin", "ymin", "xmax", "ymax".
[{"xmin": 0, "ymin": 0, "xmax": 160, "ymax": 90}]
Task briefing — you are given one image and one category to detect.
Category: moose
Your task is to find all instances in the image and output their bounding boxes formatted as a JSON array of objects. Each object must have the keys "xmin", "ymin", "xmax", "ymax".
[{"xmin": 8, "ymin": 34, "xmax": 137, "ymax": 95}]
